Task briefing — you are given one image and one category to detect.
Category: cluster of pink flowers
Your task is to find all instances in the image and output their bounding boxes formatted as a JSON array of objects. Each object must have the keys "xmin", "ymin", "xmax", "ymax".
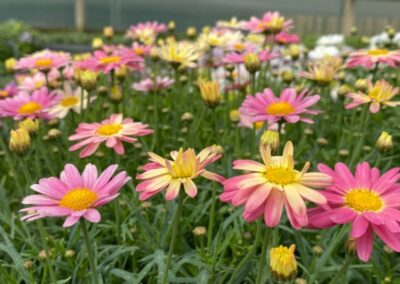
[
  {"xmin": 132, "ymin": 76, "xmax": 174, "ymax": 92},
  {"xmin": 16, "ymin": 50, "xmax": 70, "ymax": 72}
]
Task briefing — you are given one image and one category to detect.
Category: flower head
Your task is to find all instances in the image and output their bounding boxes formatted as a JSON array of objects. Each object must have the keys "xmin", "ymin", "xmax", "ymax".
[
  {"xmin": 346, "ymin": 48, "xmax": 400, "ymax": 69},
  {"xmin": 16, "ymin": 50, "xmax": 70, "ymax": 71},
  {"xmin": 220, "ymin": 142, "xmax": 331, "ymax": 229},
  {"xmin": 308, "ymin": 162, "xmax": 400, "ymax": 261},
  {"xmin": 0, "ymin": 87, "xmax": 59, "ymax": 120},
  {"xmin": 126, "ymin": 21, "xmax": 167, "ymax": 44},
  {"xmin": 0, "ymin": 82, "xmax": 18, "ymax": 99},
  {"xmin": 131, "ymin": 42, "xmax": 153, "ymax": 57},
  {"xmin": 270, "ymin": 244, "xmax": 297, "ymax": 281},
  {"xmin": 136, "ymin": 147, "xmax": 225, "ymax": 201},
  {"xmin": 69, "ymin": 113, "xmax": 153, "ymax": 158},
  {"xmin": 9, "ymin": 128, "xmax": 31, "ymax": 154},
  {"xmin": 157, "ymin": 41, "xmax": 201, "ymax": 69},
  {"xmin": 18, "ymin": 118, "xmax": 39, "ymax": 134},
  {"xmin": 49, "ymin": 82, "xmax": 93, "ymax": 119},
  {"xmin": 239, "ymin": 88, "xmax": 320, "ymax": 127},
  {"xmin": 132, "ymin": 76, "xmax": 174, "ymax": 92},
  {"xmin": 345, "ymin": 80, "xmax": 400, "ymax": 113},
  {"xmin": 244, "ymin": 12, "xmax": 293, "ymax": 34},
  {"xmin": 275, "ymin": 32, "xmax": 300, "ymax": 45},
  {"xmin": 20, "ymin": 164, "xmax": 130, "ymax": 227},
  {"xmin": 198, "ymin": 79, "xmax": 221, "ymax": 108},
  {"xmin": 376, "ymin": 131, "xmax": 393, "ymax": 152},
  {"xmin": 299, "ymin": 64, "xmax": 337, "ymax": 85}
]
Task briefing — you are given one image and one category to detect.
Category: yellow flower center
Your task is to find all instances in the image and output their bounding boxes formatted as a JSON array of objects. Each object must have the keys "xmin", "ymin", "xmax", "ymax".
[
  {"xmin": 367, "ymin": 49, "xmax": 389, "ymax": 56},
  {"xmin": 134, "ymin": 48, "xmax": 144, "ymax": 56},
  {"xmin": 265, "ymin": 167, "xmax": 297, "ymax": 185},
  {"xmin": 266, "ymin": 102, "xmax": 294, "ymax": 116},
  {"xmin": 345, "ymin": 189, "xmax": 383, "ymax": 213},
  {"xmin": 169, "ymin": 148, "xmax": 196, "ymax": 178},
  {"xmin": 35, "ymin": 58, "xmax": 53, "ymax": 68},
  {"xmin": 96, "ymin": 123, "xmax": 122, "ymax": 136},
  {"xmin": 59, "ymin": 188, "xmax": 97, "ymax": 211},
  {"xmin": 0, "ymin": 90, "xmax": 8, "ymax": 97},
  {"xmin": 34, "ymin": 80, "xmax": 45, "ymax": 89},
  {"xmin": 18, "ymin": 102, "xmax": 43, "ymax": 115},
  {"xmin": 61, "ymin": 96, "xmax": 79, "ymax": 107},
  {"xmin": 254, "ymin": 121, "xmax": 264, "ymax": 130},
  {"xmin": 100, "ymin": 56, "xmax": 121, "ymax": 64}
]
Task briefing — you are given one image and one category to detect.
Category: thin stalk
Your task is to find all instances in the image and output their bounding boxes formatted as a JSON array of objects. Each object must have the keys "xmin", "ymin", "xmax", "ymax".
[
  {"xmin": 255, "ymin": 229, "xmax": 269, "ymax": 284},
  {"xmin": 228, "ymin": 221, "xmax": 262, "ymax": 283},
  {"xmin": 162, "ymin": 193, "xmax": 185, "ymax": 284},
  {"xmin": 328, "ymin": 254, "xmax": 353, "ymax": 284},
  {"xmin": 207, "ymin": 181, "xmax": 217, "ymax": 250},
  {"xmin": 80, "ymin": 220, "xmax": 99, "ymax": 284}
]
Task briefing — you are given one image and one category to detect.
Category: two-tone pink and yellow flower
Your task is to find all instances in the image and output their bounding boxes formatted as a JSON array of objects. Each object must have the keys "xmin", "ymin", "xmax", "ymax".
[
  {"xmin": 243, "ymin": 12, "xmax": 293, "ymax": 34},
  {"xmin": 346, "ymin": 48, "xmax": 400, "ymax": 69},
  {"xmin": 220, "ymin": 142, "xmax": 331, "ymax": 229},
  {"xmin": 345, "ymin": 79, "xmax": 400, "ymax": 113},
  {"xmin": 239, "ymin": 88, "xmax": 320, "ymax": 127},
  {"xmin": 308, "ymin": 162, "xmax": 400, "ymax": 262},
  {"xmin": 136, "ymin": 147, "xmax": 225, "ymax": 201},
  {"xmin": 21, "ymin": 163, "xmax": 130, "ymax": 227},
  {"xmin": 69, "ymin": 113, "xmax": 153, "ymax": 158},
  {"xmin": 16, "ymin": 50, "xmax": 70, "ymax": 72},
  {"xmin": 0, "ymin": 87, "xmax": 59, "ymax": 120}
]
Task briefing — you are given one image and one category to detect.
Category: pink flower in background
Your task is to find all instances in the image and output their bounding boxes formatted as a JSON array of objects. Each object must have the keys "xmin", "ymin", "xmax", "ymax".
[
  {"xmin": 221, "ymin": 142, "xmax": 331, "ymax": 229},
  {"xmin": 243, "ymin": 12, "xmax": 293, "ymax": 34},
  {"xmin": 69, "ymin": 113, "xmax": 153, "ymax": 158},
  {"xmin": 126, "ymin": 21, "xmax": 167, "ymax": 43},
  {"xmin": 132, "ymin": 42, "xmax": 153, "ymax": 57},
  {"xmin": 308, "ymin": 162, "xmax": 400, "ymax": 262},
  {"xmin": 274, "ymin": 32, "xmax": 300, "ymax": 44},
  {"xmin": 18, "ymin": 72, "xmax": 47, "ymax": 92},
  {"xmin": 20, "ymin": 164, "xmax": 130, "ymax": 227},
  {"xmin": 223, "ymin": 50, "xmax": 278, "ymax": 65},
  {"xmin": 346, "ymin": 49, "xmax": 400, "ymax": 69},
  {"xmin": 132, "ymin": 76, "xmax": 174, "ymax": 92},
  {"xmin": 0, "ymin": 87, "xmax": 59, "ymax": 120},
  {"xmin": 136, "ymin": 146, "xmax": 224, "ymax": 201},
  {"xmin": 0, "ymin": 82, "xmax": 18, "ymax": 99},
  {"xmin": 79, "ymin": 49, "xmax": 143, "ymax": 73},
  {"xmin": 239, "ymin": 88, "xmax": 320, "ymax": 126},
  {"xmin": 16, "ymin": 50, "xmax": 70, "ymax": 71}
]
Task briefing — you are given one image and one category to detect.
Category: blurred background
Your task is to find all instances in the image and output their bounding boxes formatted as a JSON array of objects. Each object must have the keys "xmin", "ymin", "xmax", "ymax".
[{"xmin": 0, "ymin": 0, "xmax": 399, "ymax": 34}]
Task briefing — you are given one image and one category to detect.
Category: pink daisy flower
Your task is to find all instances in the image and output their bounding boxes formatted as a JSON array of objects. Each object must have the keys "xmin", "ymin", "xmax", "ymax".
[
  {"xmin": 243, "ymin": 12, "xmax": 293, "ymax": 34},
  {"xmin": 132, "ymin": 42, "xmax": 153, "ymax": 57},
  {"xmin": 308, "ymin": 162, "xmax": 400, "ymax": 262},
  {"xmin": 16, "ymin": 50, "xmax": 70, "ymax": 72},
  {"xmin": 69, "ymin": 113, "xmax": 153, "ymax": 158},
  {"xmin": 346, "ymin": 48, "xmax": 400, "ymax": 69},
  {"xmin": 220, "ymin": 141, "xmax": 332, "ymax": 229},
  {"xmin": 0, "ymin": 87, "xmax": 59, "ymax": 120},
  {"xmin": 126, "ymin": 21, "xmax": 167, "ymax": 42},
  {"xmin": 79, "ymin": 48, "xmax": 143, "ymax": 73},
  {"xmin": 345, "ymin": 79, "xmax": 400, "ymax": 113},
  {"xmin": 0, "ymin": 82, "xmax": 18, "ymax": 99},
  {"xmin": 18, "ymin": 72, "xmax": 47, "ymax": 92},
  {"xmin": 136, "ymin": 146, "xmax": 225, "ymax": 201},
  {"xmin": 223, "ymin": 49, "xmax": 278, "ymax": 65},
  {"xmin": 274, "ymin": 32, "xmax": 300, "ymax": 45},
  {"xmin": 132, "ymin": 76, "xmax": 174, "ymax": 92},
  {"xmin": 239, "ymin": 88, "xmax": 320, "ymax": 126},
  {"xmin": 20, "ymin": 163, "xmax": 131, "ymax": 227}
]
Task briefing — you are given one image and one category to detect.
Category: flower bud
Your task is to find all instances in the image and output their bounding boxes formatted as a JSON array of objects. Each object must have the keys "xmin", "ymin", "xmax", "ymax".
[
  {"xmin": 48, "ymin": 128, "xmax": 62, "ymax": 139},
  {"xmin": 281, "ymin": 69, "xmax": 294, "ymax": 83},
  {"xmin": 198, "ymin": 79, "xmax": 221, "ymax": 108},
  {"xmin": 192, "ymin": 226, "xmax": 207, "ymax": 236},
  {"xmin": 186, "ymin": 27, "xmax": 197, "ymax": 38},
  {"xmin": 9, "ymin": 128, "xmax": 30, "ymax": 154},
  {"xmin": 355, "ymin": 79, "xmax": 368, "ymax": 92},
  {"xmin": 80, "ymin": 70, "xmax": 97, "ymax": 91},
  {"xmin": 103, "ymin": 26, "xmax": 114, "ymax": 38},
  {"xmin": 168, "ymin": 21, "xmax": 175, "ymax": 31},
  {"xmin": 181, "ymin": 112, "xmax": 193, "ymax": 122},
  {"xmin": 92, "ymin": 37, "xmax": 103, "ymax": 49},
  {"xmin": 64, "ymin": 249, "xmax": 76, "ymax": 258},
  {"xmin": 289, "ymin": 44, "xmax": 301, "ymax": 60},
  {"xmin": 115, "ymin": 66, "xmax": 127, "ymax": 79},
  {"xmin": 5, "ymin": 57, "xmax": 16, "ymax": 72},
  {"xmin": 110, "ymin": 85, "xmax": 123, "ymax": 102},
  {"xmin": 270, "ymin": 244, "xmax": 297, "ymax": 282},
  {"xmin": 376, "ymin": 131, "xmax": 393, "ymax": 152},
  {"xmin": 229, "ymin": 109, "xmax": 240, "ymax": 122},
  {"xmin": 18, "ymin": 118, "xmax": 39, "ymax": 134},
  {"xmin": 260, "ymin": 130, "xmax": 279, "ymax": 153},
  {"xmin": 244, "ymin": 52, "xmax": 261, "ymax": 74}
]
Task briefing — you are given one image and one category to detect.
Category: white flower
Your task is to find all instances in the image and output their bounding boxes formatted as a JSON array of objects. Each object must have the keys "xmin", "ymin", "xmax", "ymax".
[
  {"xmin": 308, "ymin": 46, "xmax": 340, "ymax": 61},
  {"xmin": 317, "ymin": 34, "xmax": 344, "ymax": 47}
]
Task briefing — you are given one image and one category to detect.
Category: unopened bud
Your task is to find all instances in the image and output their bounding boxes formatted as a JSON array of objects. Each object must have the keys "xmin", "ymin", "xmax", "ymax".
[
  {"xmin": 18, "ymin": 118, "xmax": 39, "ymax": 134},
  {"xmin": 80, "ymin": 70, "xmax": 97, "ymax": 91},
  {"xmin": 376, "ymin": 131, "xmax": 393, "ymax": 152},
  {"xmin": 260, "ymin": 130, "xmax": 280, "ymax": 153},
  {"xmin": 244, "ymin": 53, "xmax": 261, "ymax": 74},
  {"xmin": 9, "ymin": 128, "xmax": 30, "ymax": 154}
]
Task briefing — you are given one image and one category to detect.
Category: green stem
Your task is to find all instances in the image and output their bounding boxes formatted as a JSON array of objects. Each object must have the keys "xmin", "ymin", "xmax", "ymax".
[
  {"xmin": 328, "ymin": 254, "xmax": 353, "ymax": 284},
  {"xmin": 85, "ymin": 89, "xmax": 91, "ymax": 120},
  {"xmin": 80, "ymin": 220, "xmax": 99, "ymax": 284},
  {"xmin": 162, "ymin": 193, "xmax": 185, "ymax": 284},
  {"xmin": 38, "ymin": 220, "xmax": 57, "ymax": 283},
  {"xmin": 207, "ymin": 182, "xmax": 217, "ymax": 250},
  {"xmin": 255, "ymin": 229, "xmax": 269, "ymax": 284},
  {"xmin": 228, "ymin": 221, "xmax": 262, "ymax": 283}
]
